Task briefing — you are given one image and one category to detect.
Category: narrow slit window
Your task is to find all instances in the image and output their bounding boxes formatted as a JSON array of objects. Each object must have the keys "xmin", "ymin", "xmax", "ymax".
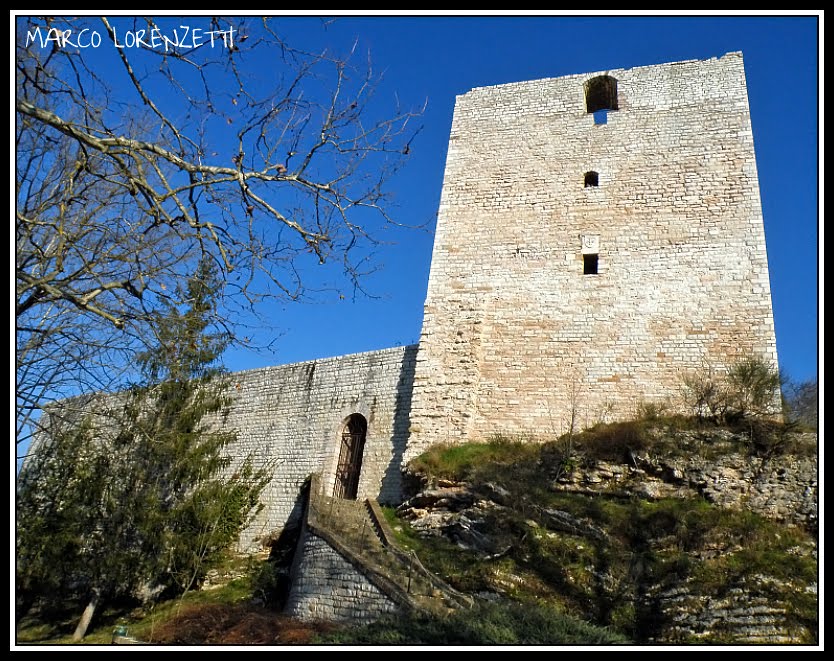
[
  {"xmin": 583, "ymin": 254, "xmax": 599, "ymax": 275},
  {"xmin": 584, "ymin": 171, "xmax": 599, "ymax": 187}
]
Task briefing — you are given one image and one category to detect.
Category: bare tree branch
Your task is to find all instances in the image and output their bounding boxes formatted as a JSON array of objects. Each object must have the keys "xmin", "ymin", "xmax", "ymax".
[{"xmin": 15, "ymin": 15, "xmax": 424, "ymax": 449}]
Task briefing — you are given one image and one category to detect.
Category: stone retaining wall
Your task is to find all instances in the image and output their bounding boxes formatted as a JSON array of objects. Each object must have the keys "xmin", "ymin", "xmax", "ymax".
[{"xmin": 284, "ymin": 528, "xmax": 401, "ymax": 622}]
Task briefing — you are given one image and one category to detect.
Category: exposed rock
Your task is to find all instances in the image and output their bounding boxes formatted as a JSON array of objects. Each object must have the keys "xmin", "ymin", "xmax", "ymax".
[
  {"xmin": 446, "ymin": 509, "xmax": 504, "ymax": 555},
  {"xmin": 397, "ymin": 438, "xmax": 817, "ymax": 644},
  {"xmin": 478, "ymin": 482, "xmax": 512, "ymax": 505},
  {"xmin": 408, "ymin": 510, "xmax": 457, "ymax": 536},
  {"xmin": 550, "ymin": 447, "xmax": 817, "ymax": 530},
  {"xmin": 399, "ymin": 486, "xmax": 516, "ymax": 557},
  {"xmin": 538, "ymin": 508, "xmax": 608, "ymax": 543},
  {"xmin": 653, "ymin": 577, "xmax": 816, "ymax": 644},
  {"xmin": 201, "ymin": 557, "xmax": 256, "ymax": 591},
  {"xmin": 398, "ymin": 486, "xmax": 475, "ymax": 512}
]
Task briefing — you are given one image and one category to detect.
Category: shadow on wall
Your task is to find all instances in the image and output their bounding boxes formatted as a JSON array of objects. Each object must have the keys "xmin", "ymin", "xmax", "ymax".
[
  {"xmin": 378, "ymin": 345, "xmax": 418, "ymax": 503},
  {"xmin": 254, "ymin": 474, "xmax": 311, "ymax": 554}
]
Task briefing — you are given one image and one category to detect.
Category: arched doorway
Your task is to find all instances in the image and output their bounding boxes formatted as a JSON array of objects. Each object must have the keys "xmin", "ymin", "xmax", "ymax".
[{"xmin": 333, "ymin": 414, "xmax": 367, "ymax": 500}]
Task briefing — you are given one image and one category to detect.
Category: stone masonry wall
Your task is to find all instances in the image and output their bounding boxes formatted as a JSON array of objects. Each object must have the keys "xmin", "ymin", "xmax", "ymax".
[
  {"xmin": 284, "ymin": 528, "xmax": 400, "ymax": 622},
  {"xmin": 203, "ymin": 345, "xmax": 417, "ymax": 550},
  {"xmin": 31, "ymin": 346, "xmax": 417, "ymax": 552},
  {"xmin": 406, "ymin": 52, "xmax": 778, "ymax": 462},
  {"xmin": 27, "ymin": 54, "xmax": 784, "ymax": 582}
]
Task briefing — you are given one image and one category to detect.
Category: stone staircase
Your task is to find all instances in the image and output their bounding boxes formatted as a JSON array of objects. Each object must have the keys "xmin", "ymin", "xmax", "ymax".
[{"xmin": 306, "ymin": 474, "xmax": 472, "ymax": 616}]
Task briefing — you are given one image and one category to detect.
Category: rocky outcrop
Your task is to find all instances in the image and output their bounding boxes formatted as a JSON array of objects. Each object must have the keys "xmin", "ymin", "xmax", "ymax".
[
  {"xmin": 656, "ymin": 578, "xmax": 817, "ymax": 644},
  {"xmin": 397, "ymin": 440, "xmax": 818, "ymax": 644},
  {"xmin": 397, "ymin": 484, "xmax": 512, "ymax": 558},
  {"xmin": 548, "ymin": 442, "xmax": 817, "ymax": 531}
]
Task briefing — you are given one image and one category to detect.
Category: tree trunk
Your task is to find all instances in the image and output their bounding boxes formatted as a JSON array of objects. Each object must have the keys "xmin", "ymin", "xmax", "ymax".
[{"xmin": 72, "ymin": 589, "xmax": 100, "ymax": 641}]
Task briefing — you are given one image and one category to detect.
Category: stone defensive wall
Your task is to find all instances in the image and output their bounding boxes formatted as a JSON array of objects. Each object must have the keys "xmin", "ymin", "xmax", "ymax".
[{"xmin": 223, "ymin": 345, "xmax": 417, "ymax": 549}]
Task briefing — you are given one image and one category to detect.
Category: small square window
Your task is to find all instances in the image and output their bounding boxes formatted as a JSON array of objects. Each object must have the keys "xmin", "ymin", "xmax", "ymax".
[{"xmin": 584, "ymin": 254, "xmax": 599, "ymax": 275}]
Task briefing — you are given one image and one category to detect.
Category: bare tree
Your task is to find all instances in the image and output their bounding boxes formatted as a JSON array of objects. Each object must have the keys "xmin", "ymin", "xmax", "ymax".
[
  {"xmin": 782, "ymin": 376, "xmax": 818, "ymax": 429},
  {"xmin": 15, "ymin": 15, "xmax": 423, "ymax": 449}
]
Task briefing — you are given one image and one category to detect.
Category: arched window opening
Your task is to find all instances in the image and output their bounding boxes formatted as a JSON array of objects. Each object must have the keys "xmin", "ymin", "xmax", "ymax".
[
  {"xmin": 334, "ymin": 414, "xmax": 367, "ymax": 500},
  {"xmin": 584, "ymin": 171, "xmax": 599, "ymax": 187},
  {"xmin": 585, "ymin": 75, "xmax": 618, "ymax": 113}
]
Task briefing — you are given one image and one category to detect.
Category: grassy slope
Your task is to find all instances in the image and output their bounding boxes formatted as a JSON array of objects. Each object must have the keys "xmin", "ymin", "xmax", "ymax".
[
  {"xmin": 17, "ymin": 419, "xmax": 817, "ymax": 646},
  {"xmin": 16, "ymin": 557, "xmax": 256, "ymax": 645},
  {"xmin": 384, "ymin": 423, "xmax": 817, "ymax": 644}
]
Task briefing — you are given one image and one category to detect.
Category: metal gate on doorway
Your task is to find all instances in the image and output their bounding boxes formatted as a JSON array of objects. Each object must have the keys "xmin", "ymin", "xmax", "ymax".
[{"xmin": 334, "ymin": 413, "xmax": 367, "ymax": 500}]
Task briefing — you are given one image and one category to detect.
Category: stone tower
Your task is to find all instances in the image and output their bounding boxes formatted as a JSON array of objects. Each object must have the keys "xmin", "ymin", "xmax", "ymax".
[
  {"xmin": 406, "ymin": 52, "xmax": 778, "ymax": 460},
  {"xmin": 28, "ymin": 53, "xmax": 781, "ymax": 550}
]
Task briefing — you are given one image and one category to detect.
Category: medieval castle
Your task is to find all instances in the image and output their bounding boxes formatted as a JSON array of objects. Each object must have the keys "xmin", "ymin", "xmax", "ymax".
[{"xmin": 186, "ymin": 51, "xmax": 777, "ymax": 550}]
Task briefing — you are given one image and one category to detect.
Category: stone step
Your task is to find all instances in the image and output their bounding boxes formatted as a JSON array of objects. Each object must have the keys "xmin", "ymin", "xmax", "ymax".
[{"xmin": 307, "ymin": 488, "xmax": 468, "ymax": 614}]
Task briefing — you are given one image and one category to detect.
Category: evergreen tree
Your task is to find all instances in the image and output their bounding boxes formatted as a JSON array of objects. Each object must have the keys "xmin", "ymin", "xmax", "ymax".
[
  {"xmin": 16, "ymin": 259, "xmax": 269, "ymax": 640},
  {"xmin": 16, "ymin": 416, "xmax": 108, "ymax": 623}
]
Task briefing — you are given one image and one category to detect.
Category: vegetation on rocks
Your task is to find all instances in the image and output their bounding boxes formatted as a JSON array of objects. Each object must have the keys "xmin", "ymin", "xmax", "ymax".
[
  {"xmin": 395, "ymin": 413, "xmax": 817, "ymax": 644},
  {"xmin": 16, "ymin": 355, "xmax": 816, "ymax": 646}
]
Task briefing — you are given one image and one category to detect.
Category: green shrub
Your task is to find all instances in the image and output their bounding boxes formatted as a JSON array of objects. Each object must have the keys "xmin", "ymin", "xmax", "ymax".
[
  {"xmin": 681, "ymin": 357, "xmax": 781, "ymax": 424},
  {"xmin": 726, "ymin": 357, "xmax": 782, "ymax": 418},
  {"xmin": 572, "ymin": 420, "xmax": 650, "ymax": 463},
  {"xmin": 249, "ymin": 559, "xmax": 284, "ymax": 608},
  {"xmin": 635, "ymin": 399, "xmax": 671, "ymax": 421},
  {"xmin": 730, "ymin": 417, "xmax": 815, "ymax": 458},
  {"xmin": 681, "ymin": 365, "xmax": 731, "ymax": 421}
]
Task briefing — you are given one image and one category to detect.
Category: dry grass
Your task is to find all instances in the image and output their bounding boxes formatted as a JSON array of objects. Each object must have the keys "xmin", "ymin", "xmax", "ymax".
[{"xmin": 149, "ymin": 603, "xmax": 335, "ymax": 645}]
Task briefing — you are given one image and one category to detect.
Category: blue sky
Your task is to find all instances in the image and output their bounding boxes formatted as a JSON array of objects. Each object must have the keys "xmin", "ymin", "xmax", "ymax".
[
  {"xmin": 213, "ymin": 13, "xmax": 820, "ymax": 384},
  {"xmin": 15, "ymin": 12, "xmax": 821, "ymax": 385}
]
